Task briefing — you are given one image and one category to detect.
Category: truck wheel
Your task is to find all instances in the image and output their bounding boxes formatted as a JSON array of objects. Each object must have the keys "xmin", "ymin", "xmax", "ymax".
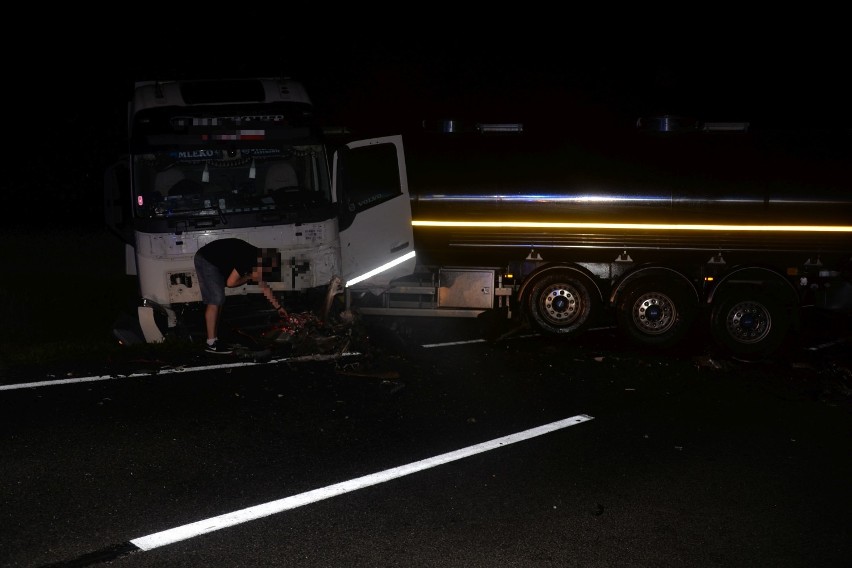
[
  {"xmin": 710, "ymin": 293, "xmax": 790, "ymax": 360},
  {"xmin": 526, "ymin": 271, "xmax": 598, "ymax": 337},
  {"xmin": 616, "ymin": 278, "xmax": 697, "ymax": 349}
]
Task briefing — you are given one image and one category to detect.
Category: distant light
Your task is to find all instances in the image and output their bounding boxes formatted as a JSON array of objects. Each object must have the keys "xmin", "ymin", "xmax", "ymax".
[
  {"xmin": 477, "ymin": 123, "xmax": 524, "ymax": 133},
  {"xmin": 322, "ymin": 126, "xmax": 351, "ymax": 135},
  {"xmin": 702, "ymin": 122, "xmax": 750, "ymax": 132},
  {"xmin": 137, "ymin": 195, "xmax": 144, "ymax": 206}
]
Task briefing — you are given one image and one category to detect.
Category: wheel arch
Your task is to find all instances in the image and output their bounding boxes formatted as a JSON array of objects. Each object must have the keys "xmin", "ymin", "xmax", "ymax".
[
  {"xmin": 518, "ymin": 263, "xmax": 605, "ymax": 306},
  {"xmin": 709, "ymin": 265, "xmax": 800, "ymax": 306},
  {"xmin": 609, "ymin": 265, "xmax": 700, "ymax": 307}
]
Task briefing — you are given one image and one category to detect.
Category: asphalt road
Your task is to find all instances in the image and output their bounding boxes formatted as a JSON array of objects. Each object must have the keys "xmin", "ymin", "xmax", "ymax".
[{"xmin": 2, "ymin": 316, "xmax": 850, "ymax": 568}]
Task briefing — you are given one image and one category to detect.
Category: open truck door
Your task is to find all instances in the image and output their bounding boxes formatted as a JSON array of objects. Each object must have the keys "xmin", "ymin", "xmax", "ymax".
[{"xmin": 335, "ymin": 135, "xmax": 416, "ymax": 294}]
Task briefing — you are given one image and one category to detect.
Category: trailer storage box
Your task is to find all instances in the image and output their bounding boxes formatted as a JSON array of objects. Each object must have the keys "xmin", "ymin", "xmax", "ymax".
[{"xmin": 438, "ymin": 269, "xmax": 495, "ymax": 309}]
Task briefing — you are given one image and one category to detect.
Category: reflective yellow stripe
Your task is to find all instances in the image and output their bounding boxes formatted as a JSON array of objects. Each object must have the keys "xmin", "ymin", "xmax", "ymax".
[{"xmin": 411, "ymin": 220, "xmax": 852, "ymax": 232}]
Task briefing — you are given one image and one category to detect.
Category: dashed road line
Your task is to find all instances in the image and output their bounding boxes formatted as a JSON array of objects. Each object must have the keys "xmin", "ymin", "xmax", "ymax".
[
  {"xmin": 37, "ymin": 414, "xmax": 594, "ymax": 566},
  {"xmin": 0, "ymin": 352, "xmax": 363, "ymax": 391}
]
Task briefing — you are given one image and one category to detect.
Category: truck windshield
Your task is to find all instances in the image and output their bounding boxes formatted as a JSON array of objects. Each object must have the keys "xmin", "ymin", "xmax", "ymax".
[{"xmin": 132, "ymin": 144, "xmax": 331, "ymax": 220}]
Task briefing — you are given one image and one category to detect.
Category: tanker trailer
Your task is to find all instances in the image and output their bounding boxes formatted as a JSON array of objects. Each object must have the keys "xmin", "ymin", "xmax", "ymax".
[{"xmin": 349, "ymin": 118, "xmax": 852, "ymax": 360}]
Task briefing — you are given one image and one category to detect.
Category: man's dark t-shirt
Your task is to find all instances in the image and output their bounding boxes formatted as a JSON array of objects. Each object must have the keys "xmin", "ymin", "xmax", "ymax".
[{"xmin": 197, "ymin": 239, "xmax": 259, "ymax": 278}]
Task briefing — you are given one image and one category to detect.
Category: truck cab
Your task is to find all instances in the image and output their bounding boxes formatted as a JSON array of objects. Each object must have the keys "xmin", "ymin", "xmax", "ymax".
[{"xmin": 105, "ymin": 77, "xmax": 415, "ymax": 343}]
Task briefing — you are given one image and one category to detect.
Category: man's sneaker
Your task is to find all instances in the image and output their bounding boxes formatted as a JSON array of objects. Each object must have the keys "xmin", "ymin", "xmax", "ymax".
[{"xmin": 205, "ymin": 341, "xmax": 232, "ymax": 354}]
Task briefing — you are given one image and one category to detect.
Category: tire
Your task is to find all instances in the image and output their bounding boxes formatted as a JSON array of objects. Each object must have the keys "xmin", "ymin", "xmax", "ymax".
[
  {"xmin": 710, "ymin": 293, "xmax": 790, "ymax": 360},
  {"xmin": 616, "ymin": 277, "xmax": 697, "ymax": 349},
  {"xmin": 526, "ymin": 271, "xmax": 599, "ymax": 336}
]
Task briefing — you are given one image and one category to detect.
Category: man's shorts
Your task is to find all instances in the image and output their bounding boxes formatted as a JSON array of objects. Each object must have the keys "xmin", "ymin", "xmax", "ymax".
[{"xmin": 194, "ymin": 253, "xmax": 226, "ymax": 305}]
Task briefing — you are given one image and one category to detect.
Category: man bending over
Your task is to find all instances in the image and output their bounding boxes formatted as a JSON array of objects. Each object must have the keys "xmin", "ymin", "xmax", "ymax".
[{"xmin": 194, "ymin": 238, "xmax": 287, "ymax": 354}]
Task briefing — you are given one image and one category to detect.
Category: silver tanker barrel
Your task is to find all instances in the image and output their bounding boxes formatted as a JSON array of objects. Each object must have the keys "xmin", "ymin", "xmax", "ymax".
[{"xmin": 404, "ymin": 120, "xmax": 852, "ymax": 266}]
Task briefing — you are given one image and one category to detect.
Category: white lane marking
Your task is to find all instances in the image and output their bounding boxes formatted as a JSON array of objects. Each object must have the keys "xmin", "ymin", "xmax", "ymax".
[
  {"xmin": 420, "ymin": 326, "xmax": 615, "ymax": 349},
  {"xmin": 0, "ymin": 352, "xmax": 363, "ymax": 391},
  {"xmin": 130, "ymin": 414, "xmax": 594, "ymax": 551},
  {"xmin": 806, "ymin": 335, "xmax": 852, "ymax": 351},
  {"xmin": 422, "ymin": 338, "xmax": 487, "ymax": 348},
  {"xmin": 421, "ymin": 333, "xmax": 540, "ymax": 348}
]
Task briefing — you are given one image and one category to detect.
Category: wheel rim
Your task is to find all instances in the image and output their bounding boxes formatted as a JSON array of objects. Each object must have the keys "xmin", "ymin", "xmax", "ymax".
[
  {"xmin": 631, "ymin": 292, "xmax": 676, "ymax": 336},
  {"xmin": 540, "ymin": 283, "xmax": 583, "ymax": 326},
  {"xmin": 724, "ymin": 300, "xmax": 772, "ymax": 344}
]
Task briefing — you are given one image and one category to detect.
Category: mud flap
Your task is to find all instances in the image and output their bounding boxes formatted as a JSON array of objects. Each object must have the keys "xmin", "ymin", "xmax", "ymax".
[
  {"xmin": 138, "ymin": 305, "xmax": 165, "ymax": 343},
  {"xmin": 112, "ymin": 311, "xmax": 145, "ymax": 346}
]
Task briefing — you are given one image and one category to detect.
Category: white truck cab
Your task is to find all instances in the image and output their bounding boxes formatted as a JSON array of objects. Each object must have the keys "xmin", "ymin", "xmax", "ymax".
[{"xmin": 105, "ymin": 77, "xmax": 415, "ymax": 343}]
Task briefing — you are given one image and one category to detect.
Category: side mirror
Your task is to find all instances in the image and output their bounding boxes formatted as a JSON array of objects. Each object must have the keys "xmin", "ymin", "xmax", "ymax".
[{"xmin": 104, "ymin": 158, "xmax": 133, "ymax": 244}]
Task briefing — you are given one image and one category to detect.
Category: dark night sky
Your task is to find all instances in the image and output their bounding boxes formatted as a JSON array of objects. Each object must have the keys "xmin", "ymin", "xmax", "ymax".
[
  {"xmin": 19, "ymin": 13, "xmax": 852, "ymax": 130},
  {"xmin": 5, "ymin": 14, "xmax": 850, "ymax": 229},
  {"xmin": 114, "ymin": 34, "xmax": 851, "ymax": 132}
]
